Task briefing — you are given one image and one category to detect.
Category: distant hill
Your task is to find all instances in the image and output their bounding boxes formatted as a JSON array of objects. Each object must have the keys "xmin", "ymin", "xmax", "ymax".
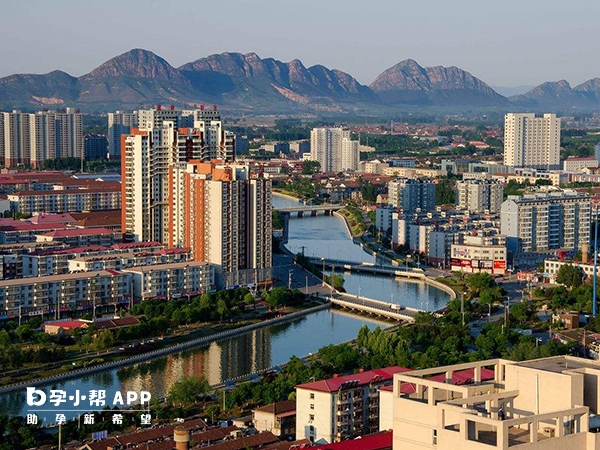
[
  {"xmin": 1, "ymin": 49, "xmax": 599, "ymax": 113},
  {"xmin": 369, "ymin": 59, "xmax": 508, "ymax": 107}
]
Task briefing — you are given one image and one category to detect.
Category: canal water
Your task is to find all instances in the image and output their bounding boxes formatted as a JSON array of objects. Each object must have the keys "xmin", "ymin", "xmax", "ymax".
[
  {"xmin": 275, "ymin": 195, "xmax": 449, "ymax": 311},
  {"xmin": 0, "ymin": 195, "xmax": 449, "ymax": 419}
]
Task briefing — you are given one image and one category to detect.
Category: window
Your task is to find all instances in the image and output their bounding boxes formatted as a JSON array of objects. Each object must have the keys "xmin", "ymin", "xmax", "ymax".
[
  {"xmin": 309, "ymin": 414, "xmax": 315, "ymax": 422},
  {"xmin": 310, "ymin": 393, "xmax": 315, "ymax": 399},
  {"xmin": 310, "ymin": 404, "xmax": 314, "ymax": 410}
]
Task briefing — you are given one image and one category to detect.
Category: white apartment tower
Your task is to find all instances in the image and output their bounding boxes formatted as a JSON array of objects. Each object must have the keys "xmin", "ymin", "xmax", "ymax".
[
  {"xmin": 107, "ymin": 111, "xmax": 138, "ymax": 158},
  {"xmin": 500, "ymin": 190, "xmax": 591, "ymax": 253},
  {"xmin": 503, "ymin": 113, "xmax": 560, "ymax": 169},
  {"xmin": 0, "ymin": 108, "xmax": 82, "ymax": 167},
  {"xmin": 310, "ymin": 127, "xmax": 359, "ymax": 172},
  {"xmin": 456, "ymin": 179, "xmax": 504, "ymax": 213}
]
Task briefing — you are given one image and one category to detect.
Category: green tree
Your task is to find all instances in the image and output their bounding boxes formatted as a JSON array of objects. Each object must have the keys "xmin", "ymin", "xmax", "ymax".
[
  {"xmin": 16, "ymin": 325, "xmax": 33, "ymax": 342},
  {"xmin": 0, "ymin": 330, "xmax": 11, "ymax": 346},
  {"xmin": 302, "ymin": 160, "xmax": 321, "ymax": 174},
  {"xmin": 94, "ymin": 330, "xmax": 114, "ymax": 350},
  {"xmin": 216, "ymin": 299, "xmax": 229, "ymax": 321},
  {"xmin": 555, "ymin": 264, "xmax": 584, "ymax": 288},
  {"xmin": 435, "ymin": 178, "xmax": 456, "ymax": 205},
  {"xmin": 168, "ymin": 376, "xmax": 211, "ymax": 407},
  {"xmin": 360, "ymin": 183, "xmax": 378, "ymax": 204}
]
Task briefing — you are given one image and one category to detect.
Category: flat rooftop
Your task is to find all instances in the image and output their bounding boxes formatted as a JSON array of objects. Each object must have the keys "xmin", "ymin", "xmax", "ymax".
[{"xmin": 515, "ymin": 355, "xmax": 600, "ymax": 374}]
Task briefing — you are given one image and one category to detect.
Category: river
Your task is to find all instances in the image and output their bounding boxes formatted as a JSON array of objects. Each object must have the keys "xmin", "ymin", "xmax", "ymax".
[
  {"xmin": 0, "ymin": 194, "xmax": 449, "ymax": 420},
  {"xmin": 276, "ymin": 195, "xmax": 449, "ymax": 311}
]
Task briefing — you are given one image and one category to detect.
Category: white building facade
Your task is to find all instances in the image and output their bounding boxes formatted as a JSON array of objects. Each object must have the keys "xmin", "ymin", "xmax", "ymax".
[
  {"xmin": 310, "ymin": 127, "xmax": 359, "ymax": 172},
  {"xmin": 503, "ymin": 113, "xmax": 560, "ymax": 169}
]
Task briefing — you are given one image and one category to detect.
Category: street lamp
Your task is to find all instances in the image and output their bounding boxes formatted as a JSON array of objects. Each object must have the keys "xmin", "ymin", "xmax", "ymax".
[
  {"xmin": 405, "ymin": 255, "xmax": 411, "ymax": 272},
  {"xmin": 321, "ymin": 258, "xmax": 326, "ymax": 287}
]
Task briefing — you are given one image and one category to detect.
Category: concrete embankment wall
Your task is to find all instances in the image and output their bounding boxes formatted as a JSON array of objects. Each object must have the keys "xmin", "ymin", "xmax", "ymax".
[{"xmin": 0, "ymin": 303, "xmax": 331, "ymax": 395}]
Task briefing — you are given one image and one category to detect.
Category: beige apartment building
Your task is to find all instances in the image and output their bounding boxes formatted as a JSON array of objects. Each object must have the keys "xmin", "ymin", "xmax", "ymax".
[
  {"xmin": 504, "ymin": 113, "xmax": 560, "ymax": 169},
  {"xmin": 123, "ymin": 261, "xmax": 215, "ymax": 301},
  {"xmin": 0, "ymin": 270, "xmax": 129, "ymax": 319},
  {"xmin": 8, "ymin": 188, "xmax": 121, "ymax": 215},
  {"xmin": 392, "ymin": 356, "xmax": 600, "ymax": 450}
]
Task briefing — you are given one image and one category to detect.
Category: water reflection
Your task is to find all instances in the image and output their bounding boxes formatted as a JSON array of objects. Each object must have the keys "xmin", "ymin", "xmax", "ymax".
[
  {"xmin": 274, "ymin": 195, "xmax": 451, "ymax": 311},
  {"xmin": 1, "ymin": 309, "xmax": 388, "ymax": 418}
]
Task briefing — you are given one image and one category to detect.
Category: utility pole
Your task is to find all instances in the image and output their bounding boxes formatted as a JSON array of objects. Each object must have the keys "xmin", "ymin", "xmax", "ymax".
[{"xmin": 461, "ymin": 291, "xmax": 466, "ymax": 327}]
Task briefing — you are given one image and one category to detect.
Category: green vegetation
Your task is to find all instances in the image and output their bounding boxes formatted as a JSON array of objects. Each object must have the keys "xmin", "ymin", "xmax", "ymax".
[
  {"xmin": 274, "ymin": 178, "xmax": 319, "ymax": 201},
  {"xmin": 40, "ymin": 157, "xmax": 120, "ymax": 173},
  {"xmin": 555, "ymin": 264, "xmax": 584, "ymax": 288},
  {"xmin": 359, "ymin": 182, "xmax": 378, "ymax": 204},
  {"xmin": 130, "ymin": 289, "xmax": 253, "ymax": 325},
  {"xmin": 435, "ymin": 177, "xmax": 456, "ymax": 205},
  {"xmin": 358, "ymin": 133, "xmax": 435, "ymax": 155},
  {"xmin": 168, "ymin": 376, "xmax": 211, "ymax": 407},
  {"xmin": 272, "ymin": 210, "xmax": 285, "ymax": 229},
  {"xmin": 338, "ymin": 206, "xmax": 366, "ymax": 236},
  {"xmin": 324, "ymin": 273, "xmax": 345, "ymax": 290},
  {"xmin": 302, "ymin": 160, "xmax": 321, "ymax": 175},
  {"xmin": 503, "ymin": 179, "xmax": 530, "ymax": 199},
  {"xmin": 561, "ymin": 132, "xmax": 600, "ymax": 159},
  {"xmin": 261, "ymin": 287, "xmax": 306, "ymax": 310}
]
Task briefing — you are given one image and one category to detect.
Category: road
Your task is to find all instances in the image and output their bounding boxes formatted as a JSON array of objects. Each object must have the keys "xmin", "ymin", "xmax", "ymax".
[{"xmin": 272, "ymin": 253, "xmax": 332, "ymax": 296}]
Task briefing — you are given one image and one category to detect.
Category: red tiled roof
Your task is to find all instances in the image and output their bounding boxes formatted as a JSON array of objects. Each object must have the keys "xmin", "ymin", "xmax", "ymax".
[
  {"xmin": 314, "ymin": 430, "xmax": 392, "ymax": 450},
  {"xmin": 296, "ymin": 366, "xmax": 410, "ymax": 393},
  {"xmin": 10, "ymin": 187, "xmax": 120, "ymax": 196},
  {"xmin": 254, "ymin": 400, "xmax": 295, "ymax": 415},
  {"xmin": 206, "ymin": 432, "xmax": 278, "ymax": 450},
  {"xmin": 111, "ymin": 241, "xmax": 164, "ymax": 250},
  {"xmin": 40, "ymin": 227, "xmax": 117, "ymax": 237},
  {"xmin": 27, "ymin": 213, "xmax": 76, "ymax": 224},
  {"xmin": 44, "ymin": 320, "xmax": 86, "ymax": 330},
  {"xmin": 0, "ymin": 223, "xmax": 70, "ymax": 232},
  {"xmin": 32, "ymin": 245, "xmax": 108, "ymax": 256}
]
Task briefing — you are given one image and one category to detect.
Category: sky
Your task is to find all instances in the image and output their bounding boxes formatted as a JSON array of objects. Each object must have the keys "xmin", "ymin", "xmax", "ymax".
[{"xmin": 0, "ymin": 0, "xmax": 599, "ymax": 88}]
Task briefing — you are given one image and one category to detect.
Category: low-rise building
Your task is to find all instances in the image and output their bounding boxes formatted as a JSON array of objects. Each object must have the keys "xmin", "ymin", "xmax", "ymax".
[
  {"xmin": 450, "ymin": 235, "xmax": 507, "ymax": 275},
  {"xmin": 124, "ymin": 261, "xmax": 215, "ymax": 302},
  {"xmin": 36, "ymin": 227, "xmax": 122, "ymax": 247},
  {"xmin": 295, "ymin": 366, "xmax": 409, "ymax": 444},
  {"xmin": 0, "ymin": 269, "xmax": 130, "ymax": 319},
  {"xmin": 543, "ymin": 259, "xmax": 594, "ymax": 284},
  {"xmin": 564, "ymin": 157, "xmax": 599, "ymax": 172},
  {"xmin": 8, "ymin": 188, "xmax": 121, "ymax": 215},
  {"xmin": 252, "ymin": 400, "xmax": 296, "ymax": 437}
]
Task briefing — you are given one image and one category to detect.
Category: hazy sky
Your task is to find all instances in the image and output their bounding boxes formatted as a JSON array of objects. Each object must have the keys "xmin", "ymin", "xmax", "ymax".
[{"xmin": 1, "ymin": 0, "xmax": 599, "ymax": 87}]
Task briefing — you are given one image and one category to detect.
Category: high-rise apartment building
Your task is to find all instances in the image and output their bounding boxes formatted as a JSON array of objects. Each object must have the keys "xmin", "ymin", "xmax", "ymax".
[
  {"xmin": 107, "ymin": 111, "xmax": 138, "ymax": 158},
  {"xmin": 503, "ymin": 113, "xmax": 560, "ymax": 169},
  {"xmin": 310, "ymin": 127, "xmax": 359, "ymax": 172},
  {"xmin": 388, "ymin": 178, "xmax": 436, "ymax": 213},
  {"xmin": 0, "ymin": 108, "xmax": 82, "ymax": 167},
  {"xmin": 456, "ymin": 179, "xmax": 504, "ymax": 213},
  {"xmin": 122, "ymin": 106, "xmax": 236, "ymax": 243},
  {"xmin": 169, "ymin": 160, "xmax": 272, "ymax": 286},
  {"xmin": 121, "ymin": 107, "xmax": 266, "ymax": 286},
  {"xmin": 500, "ymin": 190, "xmax": 590, "ymax": 253}
]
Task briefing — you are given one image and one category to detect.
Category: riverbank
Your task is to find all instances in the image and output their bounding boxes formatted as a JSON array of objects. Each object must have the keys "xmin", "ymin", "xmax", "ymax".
[{"xmin": 0, "ymin": 302, "xmax": 331, "ymax": 395}]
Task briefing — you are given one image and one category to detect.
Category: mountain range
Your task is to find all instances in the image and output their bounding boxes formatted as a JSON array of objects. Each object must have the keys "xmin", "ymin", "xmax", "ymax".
[{"xmin": 1, "ymin": 48, "xmax": 599, "ymax": 114}]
